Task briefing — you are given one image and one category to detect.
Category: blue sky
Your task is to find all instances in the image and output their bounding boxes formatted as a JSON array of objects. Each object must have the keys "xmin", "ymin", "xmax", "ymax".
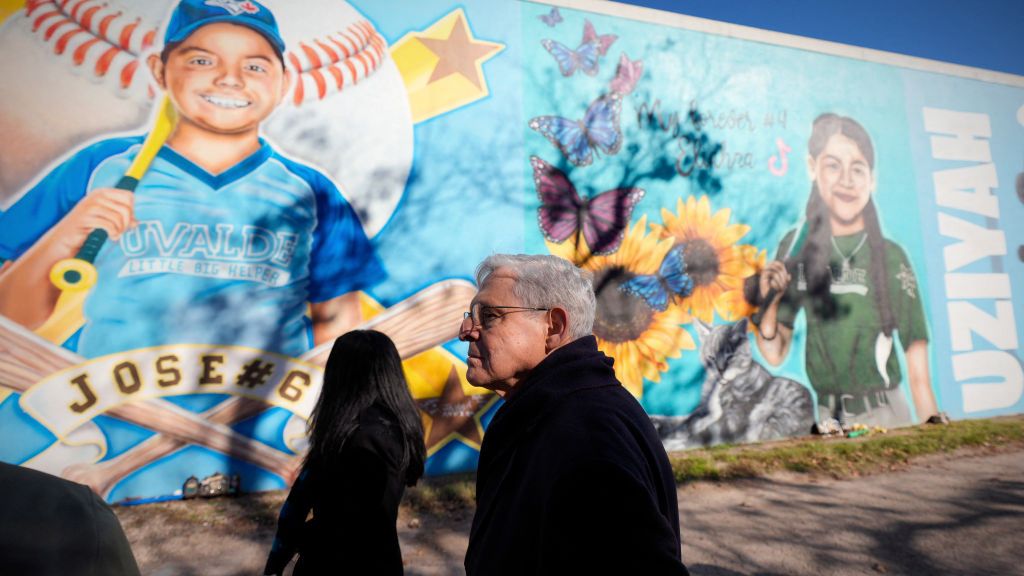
[{"xmin": 620, "ymin": 0, "xmax": 1024, "ymax": 77}]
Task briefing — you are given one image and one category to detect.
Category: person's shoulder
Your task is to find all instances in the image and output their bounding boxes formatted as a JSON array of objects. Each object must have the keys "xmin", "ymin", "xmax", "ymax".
[
  {"xmin": 529, "ymin": 389, "xmax": 666, "ymax": 486},
  {"xmin": 881, "ymin": 237, "xmax": 913, "ymax": 264},
  {"xmin": 1, "ymin": 460, "xmax": 82, "ymax": 490},
  {"xmin": 547, "ymin": 382, "xmax": 649, "ymax": 435},
  {"xmin": 349, "ymin": 405, "xmax": 403, "ymax": 453},
  {"xmin": 266, "ymin": 149, "xmax": 338, "ymax": 193},
  {"xmin": 566, "ymin": 375, "xmax": 643, "ymax": 409},
  {"xmin": 91, "ymin": 134, "xmax": 145, "ymax": 150},
  {"xmin": 0, "ymin": 461, "xmax": 97, "ymax": 514},
  {"xmin": 53, "ymin": 136, "xmax": 145, "ymax": 172},
  {"xmin": 78, "ymin": 135, "xmax": 146, "ymax": 159},
  {"xmin": 0, "ymin": 463, "xmax": 140, "ymax": 575},
  {"xmin": 358, "ymin": 403, "xmax": 401, "ymax": 431}
]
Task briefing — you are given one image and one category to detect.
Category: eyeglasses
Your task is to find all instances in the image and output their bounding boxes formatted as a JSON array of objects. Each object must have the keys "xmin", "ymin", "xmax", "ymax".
[{"xmin": 461, "ymin": 304, "xmax": 550, "ymax": 332}]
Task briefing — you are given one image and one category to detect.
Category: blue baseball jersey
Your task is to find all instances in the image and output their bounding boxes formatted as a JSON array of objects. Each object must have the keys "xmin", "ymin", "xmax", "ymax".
[{"xmin": 0, "ymin": 136, "xmax": 386, "ymax": 358}]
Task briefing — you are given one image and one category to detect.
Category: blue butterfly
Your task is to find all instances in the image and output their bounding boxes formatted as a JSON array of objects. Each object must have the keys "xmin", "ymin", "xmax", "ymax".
[
  {"xmin": 541, "ymin": 20, "xmax": 617, "ymax": 77},
  {"xmin": 529, "ymin": 93, "xmax": 622, "ymax": 167},
  {"xmin": 620, "ymin": 245, "xmax": 694, "ymax": 311}
]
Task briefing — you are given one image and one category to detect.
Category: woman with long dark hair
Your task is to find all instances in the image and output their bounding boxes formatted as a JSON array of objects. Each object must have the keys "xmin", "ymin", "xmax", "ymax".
[
  {"xmin": 264, "ymin": 330, "xmax": 426, "ymax": 575},
  {"xmin": 754, "ymin": 113, "xmax": 938, "ymax": 427}
]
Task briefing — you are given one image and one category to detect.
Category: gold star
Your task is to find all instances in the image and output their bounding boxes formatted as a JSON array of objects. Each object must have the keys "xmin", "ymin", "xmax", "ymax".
[
  {"xmin": 417, "ymin": 366, "xmax": 496, "ymax": 452},
  {"xmin": 417, "ymin": 14, "xmax": 502, "ymax": 90}
]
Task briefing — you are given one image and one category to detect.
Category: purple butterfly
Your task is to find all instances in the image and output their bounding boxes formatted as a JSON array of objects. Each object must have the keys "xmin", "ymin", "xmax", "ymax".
[
  {"xmin": 538, "ymin": 7, "xmax": 563, "ymax": 27},
  {"xmin": 531, "ymin": 155, "xmax": 645, "ymax": 255},
  {"xmin": 609, "ymin": 52, "xmax": 643, "ymax": 96},
  {"xmin": 529, "ymin": 93, "xmax": 622, "ymax": 167},
  {"xmin": 541, "ymin": 19, "xmax": 618, "ymax": 77},
  {"xmin": 620, "ymin": 245, "xmax": 694, "ymax": 311}
]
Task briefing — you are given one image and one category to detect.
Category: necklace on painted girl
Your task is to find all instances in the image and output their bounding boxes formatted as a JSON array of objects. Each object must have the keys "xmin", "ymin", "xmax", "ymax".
[{"xmin": 831, "ymin": 233, "xmax": 868, "ymax": 276}]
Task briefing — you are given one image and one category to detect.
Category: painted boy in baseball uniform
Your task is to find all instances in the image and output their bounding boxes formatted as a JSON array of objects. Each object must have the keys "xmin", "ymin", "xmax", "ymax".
[{"xmin": 0, "ymin": 0, "xmax": 384, "ymax": 358}]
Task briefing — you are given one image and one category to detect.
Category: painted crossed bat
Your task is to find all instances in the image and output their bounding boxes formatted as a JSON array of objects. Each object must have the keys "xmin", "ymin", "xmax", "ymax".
[{"xmin": 1, "ymin": 279, "xmax": 475, "ymax": 496}]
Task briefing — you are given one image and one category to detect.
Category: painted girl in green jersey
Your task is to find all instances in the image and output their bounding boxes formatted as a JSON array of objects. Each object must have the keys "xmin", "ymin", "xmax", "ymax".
[{"xmin": 754, "ymin": 113, "xmax": 938, "ymax": 426}]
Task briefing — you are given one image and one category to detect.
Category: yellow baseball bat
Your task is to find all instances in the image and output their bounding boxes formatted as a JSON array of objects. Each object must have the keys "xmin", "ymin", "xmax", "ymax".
[{"xmin": 36, "ymin": 96, "xmax": 177, "ymax": 344}]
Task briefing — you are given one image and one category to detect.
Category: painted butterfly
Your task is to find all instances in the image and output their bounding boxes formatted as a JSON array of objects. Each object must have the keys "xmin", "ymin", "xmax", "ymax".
[
  {"xmin": 538, "ymin": 6, "xmax": 563, "ymax": 27},
  {"xmin": 620, "ymin": 244, "xmax": 694, "ymax": 311},
  {"xmin": 531, "ymin": 155, "xmax": 644, "ymax": 255},
  {"xmin": 529, "ymin": 93, "xmax": 622, "ymax": 167},
  {"xmin": 580, "ymin": 19, "xmax": 617, "ymax": 56},
  {"xmin": 609, "ymin": 52, "xmax": 643, "ymax": 95},
  {"xmin": 541, "ymin": 19, "xmax": 617, "ymax": 77}
]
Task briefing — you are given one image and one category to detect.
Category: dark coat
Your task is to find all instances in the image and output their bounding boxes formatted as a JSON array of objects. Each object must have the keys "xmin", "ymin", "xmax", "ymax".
[
  {"xmin": 465, "ymin": 336, "xmax": 689, "ymax": 575},
  {"xmin": 265, "ymin": 404, "xmax": 408, "ymax": 575},
  {"xmin": 0, "ymin": 462, "xmax": 140, "ymax": 576}
]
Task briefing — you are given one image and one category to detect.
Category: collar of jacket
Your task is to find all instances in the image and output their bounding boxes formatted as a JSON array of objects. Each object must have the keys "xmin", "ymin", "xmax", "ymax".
[
  {"xmin": 471, "ymin": 335, "xmax": 620, "ymax": 542},
  {"xmin": 483, "ymin": 335, "xmax": 617, "ymax": 450}
]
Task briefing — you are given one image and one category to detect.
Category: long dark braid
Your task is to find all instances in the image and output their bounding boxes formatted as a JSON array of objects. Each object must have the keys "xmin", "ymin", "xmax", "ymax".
[
  {"xmin": 862, "ymin": 199, "xmax": 895, "ymax": 335},
  {"xmin": 799, "ymin": 184, "xmax": 835, "ymax": 314}
]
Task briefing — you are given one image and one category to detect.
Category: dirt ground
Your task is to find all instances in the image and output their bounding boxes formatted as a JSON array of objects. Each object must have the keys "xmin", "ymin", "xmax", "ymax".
[{"xmin": 116, "ymin": 446, "xmax": 1024, "ymax": 576}]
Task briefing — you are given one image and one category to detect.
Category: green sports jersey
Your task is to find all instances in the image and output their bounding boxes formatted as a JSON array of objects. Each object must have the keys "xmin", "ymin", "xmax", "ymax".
[{"xmin": 775, "ymin": 230, "xmax": 928, "ymax": 396}]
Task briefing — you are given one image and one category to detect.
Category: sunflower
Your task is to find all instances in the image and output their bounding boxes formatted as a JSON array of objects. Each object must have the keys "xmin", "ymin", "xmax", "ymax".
[
  {"xmin": 720, "ymin": 245, "xmax": 767, "ymax": 322},
  {"xmin": 547, "ymin": 216, "xmax": 695, "ymax": 398},
  {"xmin": 649, "ymin": 195, "xmax": 760, "ymax": 323}
]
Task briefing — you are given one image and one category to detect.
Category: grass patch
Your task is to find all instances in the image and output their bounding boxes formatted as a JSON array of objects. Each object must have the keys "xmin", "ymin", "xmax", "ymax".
[
  {"xmin": 116, "ymin": 417, "xmax": 1023, "ymax": 531},
  {"xmin": 401, "ymin": 418, "xmax": 1024, "ymax": 515},
  {"xmin": 669, "ymin": 416, "xmax": 1024, "ymax": 483},
  {"xmin": 404, "ymin": 473, "xmax": 476, "ymax": 515}
]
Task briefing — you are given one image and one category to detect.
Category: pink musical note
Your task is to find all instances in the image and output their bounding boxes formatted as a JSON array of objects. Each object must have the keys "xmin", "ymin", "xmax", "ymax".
[{"xmin": 768, "ymin": 137, "xmax": 791, "ymax": 177}]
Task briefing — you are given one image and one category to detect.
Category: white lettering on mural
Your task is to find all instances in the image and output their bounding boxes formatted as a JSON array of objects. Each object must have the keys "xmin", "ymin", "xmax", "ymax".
[
  {"xmin": 934, "ymin": 163, "xmax": 1000, "ymax": 218},
  {"xmin": 924, "ymin": 108, "xmax": 992, "ymax": 163},
  {"xmin": 924, "ymin": 107, "xmax": 1022, "ymax": 413},
  {"xmin": 119, "ymin": 222, "xmax": 296, "ymax": 286},
  {"xmin": 946, "ymin": 301, "xmax": 1018, "ymax": 351},
  {"xmin": 937, "ymin": 213, "xmax": 1007, "ymax": 271},
  {"xmin": 944, "ymin": 273, "xmax": 1011, "ymax": 300}
]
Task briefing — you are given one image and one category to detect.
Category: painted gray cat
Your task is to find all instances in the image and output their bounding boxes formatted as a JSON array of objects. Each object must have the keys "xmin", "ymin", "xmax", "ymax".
[{"xmin": 651, "ymin": 318, "xmax": 815, "ymax": 450}]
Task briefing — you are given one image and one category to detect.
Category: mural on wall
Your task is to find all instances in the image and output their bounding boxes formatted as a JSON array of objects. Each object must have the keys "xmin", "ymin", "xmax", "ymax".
[
  {"xmin": 516, "ymin": 2, "xmax": 1022, "ymax": 445},
  {"xmin": 0, "ymin": 0, "xmax": 1022, "ymax": 502},
  {"xmin": 0, "ymin": 0, "xmax": 502, "ymax": 501}
]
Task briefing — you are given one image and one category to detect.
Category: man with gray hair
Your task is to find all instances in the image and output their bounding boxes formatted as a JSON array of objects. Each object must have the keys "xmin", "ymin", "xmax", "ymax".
[{"xmin": 461, "ymin": 254, "xmax": 689, "ymax": 575}]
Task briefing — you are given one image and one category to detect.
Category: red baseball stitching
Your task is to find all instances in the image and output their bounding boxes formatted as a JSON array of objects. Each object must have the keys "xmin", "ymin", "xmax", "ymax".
[
  {"xmin": 285, "ymin": 20, "xmax": 387, "ymax": 106},
  {"xmin": 18, "ymin": 2, "xmax": 387, "ymax": 103},
  {"xmin": 21, "ymin": 0, "xmax": 156, "ymax": 91}
]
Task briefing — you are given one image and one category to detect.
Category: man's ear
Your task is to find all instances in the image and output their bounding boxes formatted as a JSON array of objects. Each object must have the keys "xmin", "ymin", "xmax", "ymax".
[
  {"xmin": 544, "ymin": 307, "xmax": 570, "ymax": 352},
  {"xmin": 147, "ymin": 53, "xmax": 166, "ymax": 90}
]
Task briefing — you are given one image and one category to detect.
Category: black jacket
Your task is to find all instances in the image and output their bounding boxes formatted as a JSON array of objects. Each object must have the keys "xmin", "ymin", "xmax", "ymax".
[
  {"xmin": 265, "ymin": 403, "xmax": 408, "ymax": 575},
  {"xmin": 465, "ymin": 336, "xmax": 689, "ymax": 575},
  {"xmin": 0, "ymin": 462, "xmax": 140, "ymax": 576}
]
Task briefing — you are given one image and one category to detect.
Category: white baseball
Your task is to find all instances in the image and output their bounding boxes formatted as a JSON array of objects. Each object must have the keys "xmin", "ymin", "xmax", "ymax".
[{"xmin": 0, "ymin": 0, "xmax": 412, "ymax": 236}]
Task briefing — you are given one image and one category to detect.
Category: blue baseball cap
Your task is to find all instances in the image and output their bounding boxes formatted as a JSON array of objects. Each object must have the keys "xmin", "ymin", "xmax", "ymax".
[{"xmin": 164, "ymin": 0, "xmax": 286, "ymax": 56}]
